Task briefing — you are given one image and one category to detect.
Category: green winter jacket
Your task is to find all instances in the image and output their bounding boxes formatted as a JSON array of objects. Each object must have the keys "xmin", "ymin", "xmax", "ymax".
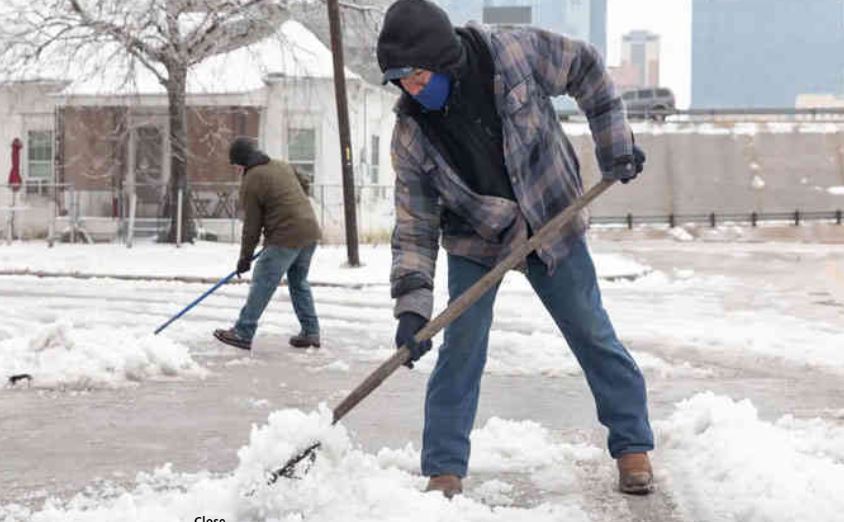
[{"xmin": 239, "ymin": 159, "xmax": 321, "ymax": 260}]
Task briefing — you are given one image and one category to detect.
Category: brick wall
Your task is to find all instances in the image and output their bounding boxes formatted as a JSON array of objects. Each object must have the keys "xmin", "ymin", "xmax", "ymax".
[
  {"xmin": 59, "ymin": 106, "xmax": 127, "ymax": 191},
  {"xmin": 186, "ymin": 106, "xmax": 260, "ymax": 183}
]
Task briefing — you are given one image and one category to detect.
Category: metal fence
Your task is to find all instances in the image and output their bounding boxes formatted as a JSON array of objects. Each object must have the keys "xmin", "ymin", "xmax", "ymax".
[
  {"xmin": 590, "ymin": 210, "xmax": 844, "ymax": 229},
  {"xmin": 311, "ymin": 184, "xmax": 395, "ymax": 243},
  {"xmin": 4, "ymin": 177, "xmax": 841, "ymax": 246},
  {"xmin": 0, "ymin": 181, "xmax": 397, "ymax": 245},
  {"xmin": 558, "ymin": 106, "xmax": 844, "ymax": 123}
]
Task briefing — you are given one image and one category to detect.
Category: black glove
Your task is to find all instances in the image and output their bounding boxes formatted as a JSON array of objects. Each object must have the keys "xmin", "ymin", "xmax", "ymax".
[
  {"xmin": 395, "ymin": 312, "xmax": 432, "ymax": 369},
  {"xmin": 609, "ymin": 144, "xmax": 646, "ymax": 184},
  {"xmin": 236, "ymin": 257, "xmax": 252, "ymax": 277}
]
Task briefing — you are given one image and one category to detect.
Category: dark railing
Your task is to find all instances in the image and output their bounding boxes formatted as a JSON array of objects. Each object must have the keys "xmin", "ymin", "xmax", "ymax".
[
  {"xmin": 591, "ymin": 210, "xmax": 844, "ymax": 229},
  {"xmin": 559, "ymin": 107, "xmax": 844, "ymax": 123}
]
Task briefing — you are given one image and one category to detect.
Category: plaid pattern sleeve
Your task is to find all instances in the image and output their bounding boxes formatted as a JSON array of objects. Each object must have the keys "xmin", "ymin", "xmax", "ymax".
[
  {"xmin": 518, "ymin": 27, "xmax": 633, "ymax": 173},
  {"xmin": 390, "ymin": 127, "xmax": 441, "ymax": 319}
]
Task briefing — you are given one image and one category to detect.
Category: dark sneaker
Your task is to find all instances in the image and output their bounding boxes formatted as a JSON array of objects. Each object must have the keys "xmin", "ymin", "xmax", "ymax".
[
  {"xmin": 289, "ymin": 333, "xmax": 320, "ymax": 348},
  {"xmin": 425, "ymin": 474, "xmax": 462, "ymax": 499},
  {"xmin": 617, "ymin": 452, "xmax": 654, "ymax": 495},
  {"xmin": 214, "ymin": 328, "xmax": 252, "ymax": 350}
]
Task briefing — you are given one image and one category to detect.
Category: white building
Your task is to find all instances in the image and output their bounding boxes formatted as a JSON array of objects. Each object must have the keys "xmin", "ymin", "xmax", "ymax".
[{"xmin": 1, "ymin": 20, "xmax": 398, "ymax": 243}]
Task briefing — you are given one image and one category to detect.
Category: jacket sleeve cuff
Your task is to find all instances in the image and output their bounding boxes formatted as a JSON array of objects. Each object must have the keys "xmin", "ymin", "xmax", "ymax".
[{"xmin": 394, "ymin": 287, "xmax": 434, "ymax": 320}]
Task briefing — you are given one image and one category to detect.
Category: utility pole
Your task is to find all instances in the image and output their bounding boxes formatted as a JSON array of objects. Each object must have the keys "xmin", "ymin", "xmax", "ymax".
[{"xmin": 327, "ymin": 0, "xmax": 360, "ymax": 266}]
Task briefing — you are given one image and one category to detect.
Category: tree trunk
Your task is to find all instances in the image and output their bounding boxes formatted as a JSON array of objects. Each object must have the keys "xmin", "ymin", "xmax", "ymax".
[{"xmin": 164, "ymin": 65, "xmax": 194, "ymax": 243}]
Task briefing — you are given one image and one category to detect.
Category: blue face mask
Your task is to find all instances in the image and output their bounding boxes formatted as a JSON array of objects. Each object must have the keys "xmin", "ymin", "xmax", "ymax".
[{"xmin": 411, "ymin": 72, "xmax": 451, "ymax": 111}]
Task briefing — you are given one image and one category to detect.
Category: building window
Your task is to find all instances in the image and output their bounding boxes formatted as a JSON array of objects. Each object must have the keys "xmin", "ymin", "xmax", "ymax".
[
  {"xmin": 288, "ymin": 127, "xmax": 316, "ymax": 180},
  {"xmin": 370, "ymin": 135, "xmax": 380, "ymax": 184},
  {"xmin": 27, "ymin": 130, "xmax": 53, "ymax": 182}
]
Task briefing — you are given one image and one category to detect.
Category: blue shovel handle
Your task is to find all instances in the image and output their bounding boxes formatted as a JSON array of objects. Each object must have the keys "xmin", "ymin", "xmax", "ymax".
[{"xmin": 154, "ymin": 249, "xmax": 263, "ymax": 335}]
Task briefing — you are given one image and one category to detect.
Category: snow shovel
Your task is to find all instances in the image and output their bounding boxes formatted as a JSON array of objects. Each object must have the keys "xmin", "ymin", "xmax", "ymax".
[
  {"xmin": 266, "ymin": 179, "xmax": 616, "ymax": 484},
  {"xmin": 154, "ymin": 249, "xmax": 264, "ymax": 335}
]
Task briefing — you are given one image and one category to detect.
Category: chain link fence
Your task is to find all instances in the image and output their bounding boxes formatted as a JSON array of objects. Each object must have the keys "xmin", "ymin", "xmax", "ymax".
[{"xmin": 1, "ymin": 181, "xmax": 396, "ymax": 245}]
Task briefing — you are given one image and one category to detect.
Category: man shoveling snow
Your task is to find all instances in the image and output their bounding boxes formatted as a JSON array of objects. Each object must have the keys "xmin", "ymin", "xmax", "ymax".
[{"xmin": 376, "ymin": 0, "xmax": 654, "ymax": 497}]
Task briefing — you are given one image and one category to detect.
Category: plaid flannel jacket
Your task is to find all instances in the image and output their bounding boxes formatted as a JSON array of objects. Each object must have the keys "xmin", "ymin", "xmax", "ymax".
[{"xmin": 390, "ymin": 23, "xmax": 634, "ymax": 318}]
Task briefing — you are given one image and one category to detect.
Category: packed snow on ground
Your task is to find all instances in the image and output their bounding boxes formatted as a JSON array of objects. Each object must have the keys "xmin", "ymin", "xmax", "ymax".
[
  {"xmin": 0, "ymin": 242, "xmax": 650, "ymax": 287},
  {"xmin": 0, "ymin": 406, "xmax": 595, "ymax": 522},
  {"xmin": 3, "ymin": 392, "xmax": 843, "ymax": 521},
  {"xmin": 3, "ymin": 239, "xmax": 843, "ymax": 387},
  {"xmin": 1, "ymin": 239, "xmax": 843, "ymax": 519},
  {"xmin": 0, "ymin": 241, "xmax": 669, "ymax": 386},
  {"xmin": 561, "ymin": 121, "xmax": 844, "ymax": 136},
  {"xmin": 605, "ymin": 269, "xmax": 844, "ymax": 371}
]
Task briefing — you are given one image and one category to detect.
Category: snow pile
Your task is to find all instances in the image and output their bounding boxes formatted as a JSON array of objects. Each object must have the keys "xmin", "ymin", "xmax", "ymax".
[
  {"xmin": 378, "ymin": 417, "xmax": 604, "ymax": 507},
  {"xmin": 668, "ymin": 226, "xmax": 695, "ymax": 241},
  {"xmin": 469, "ymin": 417, "xmax": 602, "ymax": 473},
  {"xmin": 1, "ymin": 408, "xmax": 594, "ymax": 521},
  {"xmin": 0, "ymin": 321, "xmax": 205, "ymax": 388},
  {"xmin": 658, "ymin": 392, "xmax": 844, "ymax": 522},
  {"xmin": 590, "ymin": 253, "xmax": 651, "ymax": 280},
  {"xmin": 472, "ymin": 480, "xmax": 516, "ymax": 506}
]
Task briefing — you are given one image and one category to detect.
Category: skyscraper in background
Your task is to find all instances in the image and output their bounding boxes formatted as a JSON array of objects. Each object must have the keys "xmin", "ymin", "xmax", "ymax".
[
  {"xmin": 622, "ymin": 30, "xmax": 660, "ymax": 88},
  {"xmin": 436, "ymin": 0, "xmax": 608, "ymax": 58},
  {"xmin": 692, "ymin": 0, "xmax": 844, "ymax": 108}
]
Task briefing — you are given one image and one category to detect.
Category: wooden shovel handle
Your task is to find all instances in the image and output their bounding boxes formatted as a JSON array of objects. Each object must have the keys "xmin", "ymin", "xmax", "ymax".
[{"xmin": 332, "ymin": 180, "xmax": 615, "ymax": 423}]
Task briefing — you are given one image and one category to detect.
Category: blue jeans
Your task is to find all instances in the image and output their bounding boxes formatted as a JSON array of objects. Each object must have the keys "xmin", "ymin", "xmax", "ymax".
[
  {"xmin": 234, "ymin": 243, "xmax": 320, "ymax": 341},
  {"xmin": 422, "ymin": 238, "xmax": 653, "ymax": 477}
]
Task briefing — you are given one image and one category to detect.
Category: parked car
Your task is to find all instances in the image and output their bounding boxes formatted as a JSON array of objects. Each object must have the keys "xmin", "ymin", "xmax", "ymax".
[{"xmin": 621, "ymin": 87, "xmax": 676, "ymax": 121}]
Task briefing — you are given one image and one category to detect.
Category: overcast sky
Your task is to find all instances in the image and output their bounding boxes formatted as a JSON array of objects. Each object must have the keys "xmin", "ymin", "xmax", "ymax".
[{"xmin": 606, "ymin": 0, "xmax": 692, "ymax": 108}]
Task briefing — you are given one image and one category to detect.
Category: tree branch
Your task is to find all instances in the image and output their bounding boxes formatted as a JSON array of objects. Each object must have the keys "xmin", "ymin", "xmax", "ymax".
[
  {"xmin": 185, "ymin": 0, "xmax": 289, "ymax": 64},
  {"xmin": 68, "ymin": 0, "xmax": 168, "ymax": 64},
  {"xmin": 65, "ymin": 0, "xmax": 170, "ymax": 85}
]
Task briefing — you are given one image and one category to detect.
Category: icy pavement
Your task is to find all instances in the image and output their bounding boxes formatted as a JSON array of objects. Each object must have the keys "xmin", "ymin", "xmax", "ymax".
[{"xmin": 1, "ymin": 237, "xmax": 844, "ymax": 521}]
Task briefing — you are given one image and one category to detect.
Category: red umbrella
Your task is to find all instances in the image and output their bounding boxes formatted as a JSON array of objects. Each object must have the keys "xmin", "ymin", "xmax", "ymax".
[{"xmin": 8, "ymin": 138, "xmax": 22, "ymax": 192}]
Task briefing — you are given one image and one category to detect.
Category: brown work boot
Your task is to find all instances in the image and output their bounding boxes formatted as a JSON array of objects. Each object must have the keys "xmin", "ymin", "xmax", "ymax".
[
  {"xmin": 289, "ymin": 332, "xmax": 320, "ymax": 348},
  {"xmin": 213, "ymin": 328, "xmax": 251, "ymax": 351},
  {"xmin": 617, "ymin": 453, "xmax": 654, "ymax": 495},
  {"xmin": 425, "ymin": 474, "xmax": 463, "ymax": 499}
]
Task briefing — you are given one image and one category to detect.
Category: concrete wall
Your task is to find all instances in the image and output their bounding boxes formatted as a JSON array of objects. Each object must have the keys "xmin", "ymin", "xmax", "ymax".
[{"xmin": 566, "ymin": 121, "xmax": 844, "ymax": 218}]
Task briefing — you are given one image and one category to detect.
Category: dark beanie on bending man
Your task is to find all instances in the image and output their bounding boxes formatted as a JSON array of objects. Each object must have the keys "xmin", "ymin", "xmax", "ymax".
[{"xmin": 229, "ymin": 137, "xmax": 270, "ymax": 170}]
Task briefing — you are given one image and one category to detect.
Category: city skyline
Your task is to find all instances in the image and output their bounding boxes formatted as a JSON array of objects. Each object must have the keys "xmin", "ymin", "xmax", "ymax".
[
  {"xmin": 606, "ymin": 0, "xmax": 691, "ymax": 108},
  {"xmin": 433, "ymin": 0, "xmax": 693, "ymax": 108}
]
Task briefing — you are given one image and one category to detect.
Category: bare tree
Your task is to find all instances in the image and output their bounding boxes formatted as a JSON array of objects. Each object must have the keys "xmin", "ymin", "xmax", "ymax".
[
  {"xmin": 291, "ymin": 0, "xmax": 387, "ymax": 85},
  {"xmin": 0, "ymin": 0, "xmax": 294, "ymax": 242}
]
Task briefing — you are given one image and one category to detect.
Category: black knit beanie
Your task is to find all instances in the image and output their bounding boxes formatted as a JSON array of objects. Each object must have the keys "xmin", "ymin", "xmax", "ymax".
[
  {"xmin": 377, "ymin": 0, "xmax": 464, "ymax": 79},
  {"xmin": 229, "ymin": 136, "xmax": 258, "ymax": 167}
]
